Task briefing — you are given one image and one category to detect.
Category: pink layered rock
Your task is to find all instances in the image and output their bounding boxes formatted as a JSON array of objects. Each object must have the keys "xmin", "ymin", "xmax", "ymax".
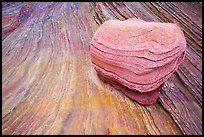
[{"xmin": 90, "ymin": 18, "xmax": 186, "ymax": 105}]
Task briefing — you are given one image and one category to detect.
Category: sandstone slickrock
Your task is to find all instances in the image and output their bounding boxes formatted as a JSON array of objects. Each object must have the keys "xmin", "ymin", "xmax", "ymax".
[
  {"xmin": 2, "ymin": 2, "xmax": 33, "ymax": 40},
  {"xmin": 90, "ymin": 18, "xmax": 186, "ymax": 105},
  {"xmin": 3, "ymin": 2, "xmax": 201, "ymax": 135}
]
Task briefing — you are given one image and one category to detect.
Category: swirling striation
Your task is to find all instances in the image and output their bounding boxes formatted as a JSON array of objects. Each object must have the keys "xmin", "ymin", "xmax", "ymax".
[{"xmin": 2, "ymin": 2, "xmax": 202, "ymax": 135}]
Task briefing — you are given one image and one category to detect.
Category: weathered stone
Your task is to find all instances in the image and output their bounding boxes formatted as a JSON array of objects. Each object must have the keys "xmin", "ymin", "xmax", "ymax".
[{"xmin": 90, "ymin": 18, "xmax": 186, "ymax": 105}]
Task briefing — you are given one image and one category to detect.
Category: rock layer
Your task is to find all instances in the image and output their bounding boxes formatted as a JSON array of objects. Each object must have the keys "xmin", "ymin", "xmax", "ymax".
[
  {"xmin": 2, "ymin": 2, "xmax": 201, "ymax": 135},
  {"xmin": 2, "ymin": 2, "xmax": 33, "ymax": 40},
  {"xmin": 90, "ymin": 18, "xmax": 186, "ymax": 105}
]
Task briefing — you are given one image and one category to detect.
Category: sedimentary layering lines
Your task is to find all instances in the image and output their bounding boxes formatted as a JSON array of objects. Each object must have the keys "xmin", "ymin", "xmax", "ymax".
[{"xmin": 2, "ymin": 2, "xmax": 202, "ymax": 135}]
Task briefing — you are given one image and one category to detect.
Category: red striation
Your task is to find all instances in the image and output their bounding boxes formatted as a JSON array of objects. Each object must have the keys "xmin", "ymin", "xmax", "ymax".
[
  {"xmin": 90, "ymin": 18, "xmax": 186, "ymax": 105},
  {"xmin": 2, "ymin": 2, "xmax": 34, "ymax": 40}
]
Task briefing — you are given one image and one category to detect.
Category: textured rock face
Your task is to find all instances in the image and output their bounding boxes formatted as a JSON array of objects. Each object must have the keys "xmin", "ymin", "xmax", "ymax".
[
  {"xmin": 90, "ymin": 18, "xmax": 186, "ymax": 105},
  {"xmin": 2, "ymin": 2, "xmax": 33, "ymax": 40}
]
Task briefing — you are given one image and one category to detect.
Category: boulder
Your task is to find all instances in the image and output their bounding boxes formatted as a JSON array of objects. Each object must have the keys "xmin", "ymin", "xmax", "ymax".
[{"xmin": 90, "ymin": 18, "xmax": 186, "ymax": 105}]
